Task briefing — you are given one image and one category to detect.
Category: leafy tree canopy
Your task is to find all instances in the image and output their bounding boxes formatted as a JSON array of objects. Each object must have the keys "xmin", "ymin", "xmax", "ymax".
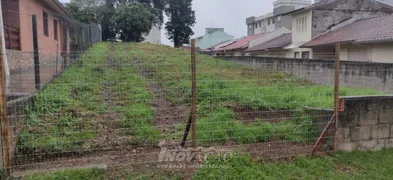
[
  {"xmin": 113, "ymin": 3, "xmax": 156, "ymax": 42},
  {"xmin": 165, "ymin": 0, "xmax": 196, "ymax": 47}
]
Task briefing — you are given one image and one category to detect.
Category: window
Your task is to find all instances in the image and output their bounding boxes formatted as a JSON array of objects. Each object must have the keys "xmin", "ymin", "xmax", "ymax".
[
  {"xmin": 43, "ymin": 11, "xmax": 48, "ymax": 36},
  {"xmin": 302, "ymin": 51, "xmax": 310, "ymax": 59},
  {"xmin": 255, "ymin": 23, "xmax": 257, "ymax": 29},
  {"xmin": 296, "ymin": 17, "xmax": 308, "ymax": 32},
  {"xmin": 259, "ymin": 22, "xmax": 262, "ymax": 27},
  {"xmin": 272, "ymin": 19, "xmax": 275, "ymax": 24},
  {"xmin": 268, "ymin": 19, "xmax": 270, "ymax": 25},
  {"xmin": 294, "ymin": 52, "xmax": 300, "ymax": 58},
  {"xmin": 53, "ymin": 20, "xmax": 58, "ymax": 40}
]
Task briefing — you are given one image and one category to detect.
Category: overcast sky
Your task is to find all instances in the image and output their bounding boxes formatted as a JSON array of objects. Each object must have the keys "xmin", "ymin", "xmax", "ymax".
[{"xmin": 59, "ymin": 0, "xmax": 276, "ymax": 45}]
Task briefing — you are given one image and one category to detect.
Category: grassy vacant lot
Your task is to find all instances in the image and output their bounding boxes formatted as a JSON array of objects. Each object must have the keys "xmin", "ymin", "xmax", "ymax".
[
  {"xmin": 23, "ymin": 149, "xmax": 393, "ymax": 179},
  {"xmin": 128, "ymin": 43, "xmax": 381, "ymax": 145},
  {"xmin": 17, "ymin": 43, "xmax": 382, "ymax": 154},
  {"xmin": 17, "ymin": 43, "xmax": 159, "ymax": 154}
]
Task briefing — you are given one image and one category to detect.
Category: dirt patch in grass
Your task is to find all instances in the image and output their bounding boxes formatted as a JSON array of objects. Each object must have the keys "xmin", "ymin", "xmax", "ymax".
[
  {"xmin": 88, "ymin": 49, "xmax": 127, "ymax": 148},
  {"xmin": 336, "ymin": 163, "xmax": 359, "ymax": 175},
  {"xmin": 150, "ymin": 83, "xmax": 189, "ymax": 133},
  {"xmin": 247, "ymin": 140, "xmax": 312, "ymax": 161},
  {"xmin": 233, "ymin": 106, "xmax": 293, "ymax": 124},
  {"xmin": 130, "ymin": 51, "xmax": 189, "ymax": 135}
]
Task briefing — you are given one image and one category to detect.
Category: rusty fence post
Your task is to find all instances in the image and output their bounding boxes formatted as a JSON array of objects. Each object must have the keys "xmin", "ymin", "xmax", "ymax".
[
  {"xmin": 191, "ymin": 39, "xmax": 197, "ymax": 148},
  {"xmin": 0, "ymin": 37, "xmax": 10, "ymax": 176},
  {"xmin": 334, "ymin": 43, "xmax": 341, "ymax": 152}
]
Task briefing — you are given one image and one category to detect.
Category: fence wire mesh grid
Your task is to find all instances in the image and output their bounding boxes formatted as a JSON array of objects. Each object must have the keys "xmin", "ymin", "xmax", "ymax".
[{"xmin": 4, "ymin": 40, "xmax": 392, "ymax": 178}]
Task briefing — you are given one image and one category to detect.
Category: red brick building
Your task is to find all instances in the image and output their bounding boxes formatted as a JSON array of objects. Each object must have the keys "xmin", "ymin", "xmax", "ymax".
[
  {"xmin": 3, "ymin": 0, "xmax": 71, "ymax": 53},
  {"xmin": 2, "ymin": 0, "xmax": 72, "ymax": 70}
]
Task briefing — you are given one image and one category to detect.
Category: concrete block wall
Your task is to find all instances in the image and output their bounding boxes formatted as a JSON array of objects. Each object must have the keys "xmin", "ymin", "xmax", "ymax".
[
  {"xmin": 338, "ymin": 96, "xmax": 393, "ymax": 152},
  {"xmin": 221, "ymin": 56, "xmax": 393, "ymax": 93}
]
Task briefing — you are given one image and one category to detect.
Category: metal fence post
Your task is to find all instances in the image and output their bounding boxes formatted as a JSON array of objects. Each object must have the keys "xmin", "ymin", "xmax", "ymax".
[{"xmin": 32, "ymin": 15, "xmax": 41, "ymax": 90}]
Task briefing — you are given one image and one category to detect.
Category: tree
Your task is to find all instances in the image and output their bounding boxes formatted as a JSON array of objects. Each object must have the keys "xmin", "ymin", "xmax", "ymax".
[
  {"xmin": 115, "ymin": 0, "xmax": 164, "ymax": 26},
  {"xmin": 113, "ymin": 3, "xmax": 156, "ymax": 42},
  {"xmin": 96, "ymin": 0, "xmax": 117, "ymax": 41},
  {"xmin": 165, "ymin": 0, "xmax": 196, "ymax": 47},
  {"xmin": 65, "ymin": 0, "xmax": 100, "ymax": 23}
]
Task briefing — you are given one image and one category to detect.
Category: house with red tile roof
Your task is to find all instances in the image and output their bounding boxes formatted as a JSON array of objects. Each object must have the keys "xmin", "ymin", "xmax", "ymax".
[
  {"xmin": 245, "ymin": 33, "xmax": 293, "ymax": 57},
  {"xmin": 213, "ymin": 34, "xmax": 263, "ymax": 56},
  {"xmin": 283, "ymin": 0, "xmax": 393, "ymax": 59},
  {"xmin": 302, "ymin": 14, "xmax": 393, "ymax": 62}
]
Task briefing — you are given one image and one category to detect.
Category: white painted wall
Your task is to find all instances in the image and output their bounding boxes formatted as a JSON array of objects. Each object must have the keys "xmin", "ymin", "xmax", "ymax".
[
  {"xmin": 274, "ymin": 0, "xmax": 312, "ymax": 8},
  {"xmin": 292, "ymin": 10, "xmax": 312, "ymax": 44},
  {"xmin": 253, "ymin": 20, "xmax": 264, "ymax": 35},
  {"xmin": 143, "ymin": 25, "xmax": 161, "ymax": 44},
  {"xmin": 370, "ymin": 43, "xmax": 393, "ymax": 63}
]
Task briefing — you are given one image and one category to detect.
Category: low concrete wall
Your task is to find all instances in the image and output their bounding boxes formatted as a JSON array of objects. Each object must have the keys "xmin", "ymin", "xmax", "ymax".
[
  {"xmin": 7, "ymin": 49, "xmax": 64, "ymax": 72},
  {"xmin": 221, "ymin": 56, "xmax": 393, "ymax": 92},
  {"xmin": 338, "ymin": 95, "xmax": 393, "ymax": 152}
]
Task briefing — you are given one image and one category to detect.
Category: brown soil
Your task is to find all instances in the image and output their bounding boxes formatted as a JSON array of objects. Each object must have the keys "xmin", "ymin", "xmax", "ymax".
[
  {"xmin": 233, "ymin": 106, "xmax": 293, "ymax": 124},
  {"xmin": 336, "ymin": 163, "xmax": 359, "ymax": 175},
  {"xmin": 247, "ymin": 141, "xmax": 312, "ymax": 161},
  {"xmin": 88, "ymin": 45, "xmax": 127, "ymax": 148},
  {"xmin": 130, "ymin": 45, "xmax": 189, "ymax": 134}
]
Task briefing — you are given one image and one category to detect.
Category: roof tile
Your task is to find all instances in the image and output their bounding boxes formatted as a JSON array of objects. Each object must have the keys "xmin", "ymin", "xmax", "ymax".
[
  {"xmin": 214, "ymin": 34, "xmax": 264, "ymax": 51},
  {"xmin": 246, "ymin": 33, "xmax": 292, "ymax": 52},
  {"xmin": 302, "ymin": 14, "xmax": 393, "ymax": 47}
]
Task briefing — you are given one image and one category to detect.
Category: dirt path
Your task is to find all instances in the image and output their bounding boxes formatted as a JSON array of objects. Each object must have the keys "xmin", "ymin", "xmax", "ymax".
[
  {"xmin": 88, "ymin": 44, "xmax": 127, "ymax": 148},
  {"xmin": 128, "ymin": 45, "xmax": 189, "ymax": 137}
]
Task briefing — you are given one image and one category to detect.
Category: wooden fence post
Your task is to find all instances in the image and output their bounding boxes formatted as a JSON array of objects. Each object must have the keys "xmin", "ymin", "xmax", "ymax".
[
  {"xmin": 0, "ymin": 37, "xmax": 10, "ymax": 176},
  {"xmin": 191, "ymin": 39, "xmax": 197, "ymax": 148},
  {"xmin": 334, "ymin": 43, "xmax": 341, "ymax": 152}
]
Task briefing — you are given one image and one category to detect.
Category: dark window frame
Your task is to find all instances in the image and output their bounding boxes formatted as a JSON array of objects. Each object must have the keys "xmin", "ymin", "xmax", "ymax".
[
  {"xmin": 302, "ymin": 51, "xmax": 310, "ymax": 59},
  {"xmin": 43, "ymin": 11, "xmax": 48, "ymax": 37},
  {"xmin": 53, "ymin": 19, "xmax": 58, "ymax": 40}
]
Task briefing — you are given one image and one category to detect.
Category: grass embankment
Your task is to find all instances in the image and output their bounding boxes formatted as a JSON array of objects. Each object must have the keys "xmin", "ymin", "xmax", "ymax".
[
  {"xmin": 23, "ymin": 149, "xmax": 393, "ymax": 179},
  {"xmin": 108, "ymin": 44, "xmax": 159, "ymax": 145},
  {"xmin": 18, "ymin": 43, "xmax": 158, "ymax": 154},
  {"xmin": 17, "ymin": 42, "xmax": 382, "ymax": 152},
  {"xmin": 129, "ymin": 43, "xmax": 381, "ymax": 145}
]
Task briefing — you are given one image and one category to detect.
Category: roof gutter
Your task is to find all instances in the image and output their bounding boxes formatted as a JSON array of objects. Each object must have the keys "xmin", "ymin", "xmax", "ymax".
[
  {"xmin": 355, "ymin": 39, "xmax": 393, "ymax": 44},
  {"xmin": 52, "ymin": 0, "xmax": 73, "ymax": 19}
]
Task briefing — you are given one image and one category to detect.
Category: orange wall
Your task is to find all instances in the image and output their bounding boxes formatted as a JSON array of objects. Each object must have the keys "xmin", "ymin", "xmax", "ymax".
[{"xmin": 18, "ymin": 0, "xmax": 69, "ymax": 54}]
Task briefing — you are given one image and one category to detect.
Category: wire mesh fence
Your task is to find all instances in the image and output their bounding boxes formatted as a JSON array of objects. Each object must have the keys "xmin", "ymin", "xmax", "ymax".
[
  {"xmin": 2, "ymin": 0, "xmax": 102, "ymax": 95},
  {"xmin": 3, "ymin": 38, "xmax": 392, "ymax": 178},
  {"xmin": 1, "ymin": 1, "xmax": 393, "ymax": 176}
]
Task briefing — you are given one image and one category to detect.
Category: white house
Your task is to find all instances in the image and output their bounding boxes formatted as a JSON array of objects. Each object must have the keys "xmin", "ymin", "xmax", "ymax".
[{"xmin": 143, "ymin": 25, "xmax": 161, "ymax": 44}]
